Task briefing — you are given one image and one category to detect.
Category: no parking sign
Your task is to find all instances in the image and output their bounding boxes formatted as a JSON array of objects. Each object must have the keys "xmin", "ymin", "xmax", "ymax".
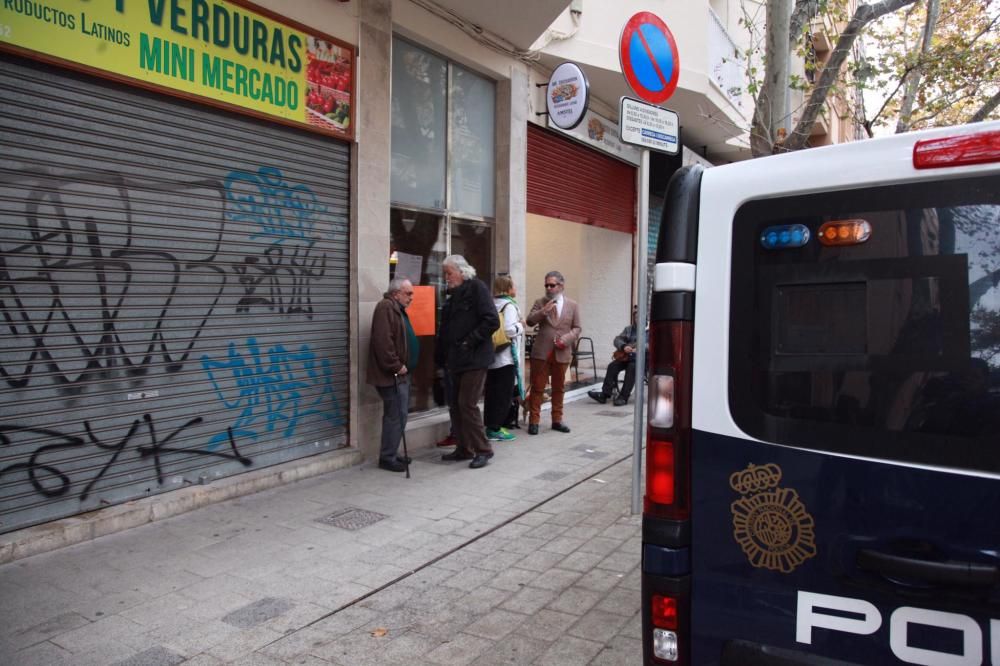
[{"xmin": 619, "ymin": 12, "xmax": 680, "ymax": 105}]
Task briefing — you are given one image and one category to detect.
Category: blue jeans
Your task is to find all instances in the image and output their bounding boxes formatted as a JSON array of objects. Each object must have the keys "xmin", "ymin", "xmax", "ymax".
[{"xmin": 376, "ymin": 377, "xmax": 409, "ymax": 462}]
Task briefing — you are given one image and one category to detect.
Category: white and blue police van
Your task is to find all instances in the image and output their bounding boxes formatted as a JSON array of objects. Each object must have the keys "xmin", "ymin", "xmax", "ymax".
[{"xmin": 641, "ymin": 121, "xmax": 1000, "ymax": 665}]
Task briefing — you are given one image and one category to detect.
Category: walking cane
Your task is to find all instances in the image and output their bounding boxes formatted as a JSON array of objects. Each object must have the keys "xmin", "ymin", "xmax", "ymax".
[{"xmin": 392, "ymin": 373, "xmax": 411, "ymax": 479}]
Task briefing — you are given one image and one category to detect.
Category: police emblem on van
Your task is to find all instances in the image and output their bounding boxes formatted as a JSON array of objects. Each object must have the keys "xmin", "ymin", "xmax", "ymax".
[{"xmin": 730, "ymin": 463, "xmax": 817, "ymax": 573}]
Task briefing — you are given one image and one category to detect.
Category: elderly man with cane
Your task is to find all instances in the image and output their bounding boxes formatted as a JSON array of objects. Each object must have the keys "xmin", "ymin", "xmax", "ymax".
[{"xmin": 367, "ymin": 277, "xmax": 419, "ymax": 473}]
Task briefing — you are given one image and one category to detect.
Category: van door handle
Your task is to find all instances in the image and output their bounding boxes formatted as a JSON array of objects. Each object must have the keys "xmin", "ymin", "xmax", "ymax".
[{"xmin": 857, "ymin": 549, "xmax": 1000, "ymax": 587}]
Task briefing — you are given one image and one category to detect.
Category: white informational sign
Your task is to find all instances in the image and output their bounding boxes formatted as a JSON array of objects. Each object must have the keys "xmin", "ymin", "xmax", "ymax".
[
  {"xmin": 548, "ymin": 108, "xmax": 642, "ymax": 166},
  {"xmin": 546, "ymin": 62, "xmax": 590, "ymax": 131},
  {"xmin": 619, "ymin": 96, "xmax": 680, "ymax": 155},
  {"xmin": 394, "ymin": 251, "xmax": 423, "ymax": 284}
]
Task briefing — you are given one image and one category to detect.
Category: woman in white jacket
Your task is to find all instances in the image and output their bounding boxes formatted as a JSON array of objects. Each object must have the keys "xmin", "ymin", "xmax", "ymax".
[{"xmin": 484, "ymin": 275, "xmax": 524, "ymax": 441}]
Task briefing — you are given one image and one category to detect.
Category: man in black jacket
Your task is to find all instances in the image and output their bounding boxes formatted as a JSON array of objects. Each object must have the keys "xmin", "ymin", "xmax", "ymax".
[
  {"xmin": 589, "ymin": 305, "xmax": 638, "ymax": 407},
  {"xmin": 436, "ymin": 255, "xmax": 499, "ymax": 468}
]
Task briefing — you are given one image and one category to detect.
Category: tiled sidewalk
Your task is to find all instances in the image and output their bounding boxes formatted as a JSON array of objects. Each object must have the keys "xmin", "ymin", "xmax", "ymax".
[{"xmin": 0, "ymin": 395, "xmax": 643, "ymax": 665}]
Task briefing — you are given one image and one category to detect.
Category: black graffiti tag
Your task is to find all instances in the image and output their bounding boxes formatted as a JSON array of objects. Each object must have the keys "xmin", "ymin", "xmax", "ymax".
[{"xmin": 0, "ymin": 417, "xmax": 253, "ymax": 501}]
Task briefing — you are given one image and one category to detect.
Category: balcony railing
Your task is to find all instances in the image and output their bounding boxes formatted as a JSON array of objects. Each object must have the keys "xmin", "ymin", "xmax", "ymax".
[{"xmin": 708, "ymin": 8, "xmax": 746, "ymax": 111}]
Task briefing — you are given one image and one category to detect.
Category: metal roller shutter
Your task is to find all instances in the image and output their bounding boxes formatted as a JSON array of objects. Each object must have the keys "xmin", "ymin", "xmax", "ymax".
[
  {"xmin": 527, "ymin": 124, "xmax": 636, "ymax": 234},
  {"xmin": 0, "ymin": 54, "xmax": 350, "ymax": 534}
]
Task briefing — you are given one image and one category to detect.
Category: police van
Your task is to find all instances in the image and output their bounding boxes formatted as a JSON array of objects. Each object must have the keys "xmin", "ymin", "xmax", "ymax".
[{"xmin": 641, "ymin": 121, "xmax": 1000, "ymax": 665}]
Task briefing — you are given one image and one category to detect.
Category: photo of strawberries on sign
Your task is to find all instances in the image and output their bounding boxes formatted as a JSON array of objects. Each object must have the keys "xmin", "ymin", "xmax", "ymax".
[{"xmin": 306, "ymin": 37, "xmax": 352, "ymax": 132}]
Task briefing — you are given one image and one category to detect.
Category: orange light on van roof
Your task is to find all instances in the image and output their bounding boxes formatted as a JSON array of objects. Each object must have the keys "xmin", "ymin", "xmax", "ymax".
[{"xmin": 818, "ymin": 219, "xmax": 871, "ymax": 246}]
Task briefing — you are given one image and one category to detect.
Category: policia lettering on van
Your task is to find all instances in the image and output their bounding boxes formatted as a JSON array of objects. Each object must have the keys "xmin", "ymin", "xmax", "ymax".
[{"xmin": 641, "ymin": 122, "xmax": 1000, "ymax": 666}]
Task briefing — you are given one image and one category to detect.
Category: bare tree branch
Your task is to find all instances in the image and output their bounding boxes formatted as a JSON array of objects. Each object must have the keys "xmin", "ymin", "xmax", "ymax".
[
  {"xmin": 783, "ymin": 0, "xmax": 920, "ymax": 152},
  {"xmin": 896, "ymin": 0, "xmax": 940, "ymax": 133}
]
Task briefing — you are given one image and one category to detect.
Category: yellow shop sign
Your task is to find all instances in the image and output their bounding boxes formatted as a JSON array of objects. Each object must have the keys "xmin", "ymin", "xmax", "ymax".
[{"xmin": 0, "ymin": 0, "xmax": 355, "ymax": 139}]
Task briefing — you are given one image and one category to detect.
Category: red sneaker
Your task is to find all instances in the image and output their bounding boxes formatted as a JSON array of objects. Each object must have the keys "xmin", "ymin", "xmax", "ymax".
[{"xmin": 436, "ymin": 434, "xmax": 458, "ymax": 448}]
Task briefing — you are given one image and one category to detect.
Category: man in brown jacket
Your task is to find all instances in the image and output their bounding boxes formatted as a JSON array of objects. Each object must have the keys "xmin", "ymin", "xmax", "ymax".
[
  {"xmin": 367, "ymin": 278, "xmax": 417, "ymax": 472},
  {"xmin": 525, "ymin": 270, "xmax": 581, "ymax": 435}
]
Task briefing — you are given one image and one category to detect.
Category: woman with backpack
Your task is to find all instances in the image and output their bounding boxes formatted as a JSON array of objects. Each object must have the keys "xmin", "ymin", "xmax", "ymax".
[{"xmin": 484, "ymin": 274, "xmax": 525, "ymax": 442}]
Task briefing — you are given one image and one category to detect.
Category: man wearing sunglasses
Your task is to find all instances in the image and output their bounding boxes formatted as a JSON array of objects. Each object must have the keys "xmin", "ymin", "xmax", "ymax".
[{"xmin": 525, "ymin": 271, "xmax": 582, "ymax": 435}]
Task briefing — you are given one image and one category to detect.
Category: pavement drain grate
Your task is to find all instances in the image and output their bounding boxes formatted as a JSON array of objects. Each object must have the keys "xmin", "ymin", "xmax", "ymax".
[
  {"xmin": 596, "ymin": 410, "xmax": 631, "ymax": 417},
  {"xmin": 222, "ymin": 597, "xmax": 294, "ymax": 629},
  {"xmin": 111, "ymin": 646, "xmax": 185, "ymax": 666},
  {"xmin": 536, "ymin": 470, "xmax": 569, "ymax": 482},
  {"xmin": 317, "ymin": 507, "xmax": 389, "ymax": 530}
]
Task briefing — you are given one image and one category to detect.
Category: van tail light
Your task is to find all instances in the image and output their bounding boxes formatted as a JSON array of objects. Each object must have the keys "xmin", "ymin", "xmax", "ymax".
[
  {"xmin": 643, "ymin": 580, "xmax": 691, "ymax": 664},
  {"xmin": 913, "ymin": 129, "xmax": 1000, "ymax": 169},
  {"xmin": 645, "ymin": 320, "xmax": 693, "ymax": 521}
]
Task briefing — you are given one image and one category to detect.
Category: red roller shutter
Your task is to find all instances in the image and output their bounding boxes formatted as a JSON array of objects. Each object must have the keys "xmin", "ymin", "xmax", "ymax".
[{"xmin": 527, "ymin": 124, "xmax": 636, "ymax": 234}]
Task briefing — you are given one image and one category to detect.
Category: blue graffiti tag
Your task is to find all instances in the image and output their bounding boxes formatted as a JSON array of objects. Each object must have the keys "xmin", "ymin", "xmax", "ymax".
[
  {"xmin": 224, "ymin": 166, "xmax": 327, "ymax": 242},
  {"xmin": 201, "ymin": 338, "xmax": 344, "ymax": 448}
]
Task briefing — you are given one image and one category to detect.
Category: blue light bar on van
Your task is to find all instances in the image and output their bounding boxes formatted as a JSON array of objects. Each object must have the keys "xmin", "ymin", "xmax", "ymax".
[{"xmin": 760, "ymin": 224, "xmax": 810, "ymax": 250}]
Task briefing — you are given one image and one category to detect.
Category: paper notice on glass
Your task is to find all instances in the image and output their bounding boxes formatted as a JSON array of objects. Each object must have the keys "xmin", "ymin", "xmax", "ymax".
[
  {"xmin": 395, "ymin": 252, "xmax": 423, "ymax": 284},
  {"xmin": 408, "ymin": 286, "xmax": 436, "ymax": 336}
]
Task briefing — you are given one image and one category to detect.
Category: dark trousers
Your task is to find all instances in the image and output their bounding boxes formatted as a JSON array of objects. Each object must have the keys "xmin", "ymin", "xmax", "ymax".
[
  {"xmin": 450, "ymin": 368, "xmax": 491, "ymax": 456},
  {"xmin": 602, "ymin": 359, "xmax": 636, "ymax": 401},
  {"xmin": 375, "ymin": 377, "xmax": 409, "ymax": 462},
  {"xmin": 484, "ymin": 365, "xmax": 515, "ymax": 430}
]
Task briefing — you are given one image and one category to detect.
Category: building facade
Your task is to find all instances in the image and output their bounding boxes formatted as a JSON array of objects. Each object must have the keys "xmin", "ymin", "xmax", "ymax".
[{"xmin": 0, "ymin": 0, "xmax": 752, "ymax": 544}]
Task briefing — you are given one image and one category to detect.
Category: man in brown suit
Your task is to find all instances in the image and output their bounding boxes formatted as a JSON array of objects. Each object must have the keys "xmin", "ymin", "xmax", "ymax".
[{"xmin": 525, "ymin": 270, "xmax": 582, "ymax": 435}]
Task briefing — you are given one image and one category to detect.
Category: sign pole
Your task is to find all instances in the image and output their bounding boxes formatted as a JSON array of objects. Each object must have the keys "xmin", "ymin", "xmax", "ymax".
[{"xmin": 631, "ymin": 148, "xmax": 650, "ymax": 515}]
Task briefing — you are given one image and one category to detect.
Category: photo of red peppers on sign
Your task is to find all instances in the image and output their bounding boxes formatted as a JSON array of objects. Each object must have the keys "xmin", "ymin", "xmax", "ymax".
[{"xmin": 306, "ymin": 37, "xmax": 352, "ymax": 132}]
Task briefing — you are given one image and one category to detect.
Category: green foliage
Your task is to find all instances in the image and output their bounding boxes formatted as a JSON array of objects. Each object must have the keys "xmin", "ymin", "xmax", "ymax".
[{"xmin": 865, "ymin": 0, "xmax": 999, "ymax": 129}]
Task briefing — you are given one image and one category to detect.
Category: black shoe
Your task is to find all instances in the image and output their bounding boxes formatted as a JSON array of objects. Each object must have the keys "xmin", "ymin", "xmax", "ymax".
[
  {"xmin": 441, "ymin": 450, "xmax": 474, "ymax": 461},
  {"xmin": 396, "ymin": 455, "xmax": 412, "ymax": 464},
  {"xmin": 613, "ymin": 397, "xmax": 628, "ymax": 407},
  {"xmin": 469, "ymin": 453, "xmax": 492, "ymax": 469},
  {"xmin": 527, "ymin": 424, "xmax": 539, "ymax": 435},
  {"xmin": 551, "ymin": 422, "xmax": 571, "ymax": 433},
  {"xmin": 587, "ymin": 390, "xmax": 608, "ymax": 404},
  {"xmin": 378, "ymin": 459, "xmax": 406, "ymax": 472}
]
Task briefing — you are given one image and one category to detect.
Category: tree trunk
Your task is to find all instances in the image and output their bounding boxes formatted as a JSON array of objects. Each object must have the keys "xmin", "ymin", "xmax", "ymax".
[
  {"xmin": 896, "ymin": 0, "xmax": 940, "ymax": 133},
  {"xmin": 751, "ymin": 0, "xmax": 795, "ymax": 156},
  {"xmin": 783, "ymin": 0, "xmax": 919, "ymax": 152}
]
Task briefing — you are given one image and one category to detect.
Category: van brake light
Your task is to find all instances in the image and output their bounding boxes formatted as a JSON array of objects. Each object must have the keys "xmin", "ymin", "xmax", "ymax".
[
  {"xmin": 645, "ymin": 321, "xmax": 692, "ymax": 521},
  {"xmin": 913, "ymin": 129, "xmax": 1000, "ymax": 169}
]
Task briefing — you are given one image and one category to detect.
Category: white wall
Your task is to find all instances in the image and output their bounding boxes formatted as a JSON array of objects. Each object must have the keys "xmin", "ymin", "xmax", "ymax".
[{"xmin": 526, "ymin": 213, "xmax": 634, "ymax": 377}]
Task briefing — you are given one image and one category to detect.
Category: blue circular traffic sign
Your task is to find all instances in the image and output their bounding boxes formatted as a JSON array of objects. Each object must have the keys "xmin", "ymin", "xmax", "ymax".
[{"xmin": 619, "ymin": 12, "xmax": 680, "ymax": 105}]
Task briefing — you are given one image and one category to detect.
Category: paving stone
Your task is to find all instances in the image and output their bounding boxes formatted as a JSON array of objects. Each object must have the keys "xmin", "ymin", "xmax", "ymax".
[
  {"xmin": 514, "ymin": 609, "xmax": 578, "ymax": 642},
  {"xmin": 574, "ymin": 569, "xmax": 627, "ymax": 593},
  {"xmin": 7, "ymin": 640, "xmax": 73, "ymax": 666},
  {"xmin": 470, "ymin": 633, "xmax": 550, "ymax": 665},
  {"xmin": 222, "ymin": 597, "xmax": 295, "ymax": 629},
  {"xmin": 424, "ymin": 632, "xmax": 492, "ymax": 666},
  {"xmin": 567, "ymin": 608, "xmax": 630, "ymax": 643},
  {"xmin": 499, "ymin": 586, "xmax": 558, "ymax": 615},
  {"xmin": 462, "ymin": 608, "xmax": 526, "ymax": 640},
  {"xmin": 530, "ymin": 568, "xmax": 582, "ymax": 593},
  {"xmin": 539, "ymin": 535, "xmax": 586, "ymax": 555},
  {"xmin": 378, "ymin": 630, "xmax": 444, "ymax": 664},
  {"xmin": 577, "ymin": 536, "xmax": 623, "ymax": 557},
  {"xmin": 546, "ymin": 586, "xmax": 603, "ymax": 616},
  {"xmin": 533, "ymin": 634, "xmax": 605, "ymax": 666},
  {"xmin": 557, "ymin": 549, "xmax": 606, "ymax": 573},
  {"xmin": 596, "ymin": 586, "xmax": 640, "ymax": 616},
  {"xmin": 111, "ymin": 645, "xmax": 186, "ymax": 666},
  {"xmin": 514, "ymin": 550, "xmax": 565, "ymax": 573},
  {"xmin": 590, "ymin": 634, "xmax": 645, "ymax": 666},
  {"xmin": 485, "ymin": 567, "xmax": 538, "ymax": 593}
]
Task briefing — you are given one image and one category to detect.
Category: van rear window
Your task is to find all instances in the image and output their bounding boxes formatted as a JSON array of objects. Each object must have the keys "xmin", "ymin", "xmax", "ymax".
[{"xmin": 729, "ymin": 175, "xmax": 1000, "ymax": 472}]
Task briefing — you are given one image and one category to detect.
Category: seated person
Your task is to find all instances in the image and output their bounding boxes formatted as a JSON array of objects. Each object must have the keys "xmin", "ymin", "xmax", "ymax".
[{"xmin": 588, "ymin": 306, "xmax": 638, "ymax": 407}]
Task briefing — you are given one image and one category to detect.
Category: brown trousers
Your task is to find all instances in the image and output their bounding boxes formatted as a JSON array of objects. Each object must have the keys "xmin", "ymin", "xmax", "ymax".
[
  {"xmin": 450, "ymin": 368, "xmax": 491, "ymax": 456},
  {"xmin": 527, "ymin": 354, "xmax": 569, "ymax": 425}
]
